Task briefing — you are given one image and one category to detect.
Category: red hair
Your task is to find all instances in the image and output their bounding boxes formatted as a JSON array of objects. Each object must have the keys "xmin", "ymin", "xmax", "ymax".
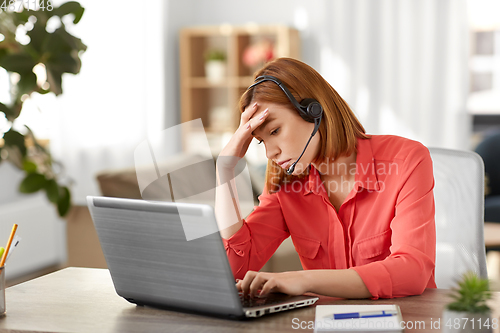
[{"xmin": 238, "ymin": 58, "xmax": 369, "ymax": 193}]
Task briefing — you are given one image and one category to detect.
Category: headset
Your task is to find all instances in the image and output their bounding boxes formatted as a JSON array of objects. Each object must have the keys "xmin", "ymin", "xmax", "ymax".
[{"xmin": 247, "ymin": 75, "xmax": 324, "ymax": 175}]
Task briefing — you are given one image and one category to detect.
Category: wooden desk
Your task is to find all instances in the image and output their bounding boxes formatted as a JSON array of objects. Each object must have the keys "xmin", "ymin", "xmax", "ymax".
[{"xmin": 0, "ymin": 267, "xmax": 499, "ymax": 333}]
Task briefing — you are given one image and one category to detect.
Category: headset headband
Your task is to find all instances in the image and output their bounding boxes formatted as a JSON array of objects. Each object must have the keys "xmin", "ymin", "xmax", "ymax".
[{"xmin": 248, "ymin": 75, "xmax": 307, "ymax": 114}]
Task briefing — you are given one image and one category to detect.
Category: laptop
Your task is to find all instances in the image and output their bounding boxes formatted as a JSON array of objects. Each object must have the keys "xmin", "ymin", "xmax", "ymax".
[{"xmin": 87, "ymin": 196, "xmax": 319, "ymax": 319}]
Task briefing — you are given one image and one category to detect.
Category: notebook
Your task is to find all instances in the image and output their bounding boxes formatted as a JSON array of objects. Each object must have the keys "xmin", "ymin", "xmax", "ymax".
[
  {"xmin": 87, "ymin": 196, "xmax": 319, "ymax": 319},
  {"xmin": 314, "ymin": 304, "xmax": 403, "ymax": 332}
]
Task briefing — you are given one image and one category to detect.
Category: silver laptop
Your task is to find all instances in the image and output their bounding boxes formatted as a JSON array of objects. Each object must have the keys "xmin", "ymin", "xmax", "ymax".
[{"xmin": 87, "ymin": 196, "xmax": 319, "ymax": 319}]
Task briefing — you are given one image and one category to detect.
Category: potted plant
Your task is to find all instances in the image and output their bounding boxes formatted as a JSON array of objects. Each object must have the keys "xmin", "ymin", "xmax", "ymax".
[
  {"xmin": 443, "ymin": 271, "xmax": 493, "ymax": 333},
  {"xmin": 0, "ymin": 1, "xmax": 86, "ymax": 216},
  {"xmin": 204, "ymin": 49, "xmax": 226, "ymax": 83}
]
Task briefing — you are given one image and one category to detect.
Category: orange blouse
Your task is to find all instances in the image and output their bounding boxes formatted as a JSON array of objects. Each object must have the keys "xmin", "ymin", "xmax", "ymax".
[{"xmin": 222, "ymin": 135, "xmax": 436, "ymax": 299}]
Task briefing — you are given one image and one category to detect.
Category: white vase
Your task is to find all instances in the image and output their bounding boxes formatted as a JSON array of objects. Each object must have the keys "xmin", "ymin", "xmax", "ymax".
[
  {"xmin": 205, "ymin": 60, "xmax": 226, "ymax": 83},
  {"xmin": 442, "ymin": 310, "xmax": 493, "ymax": 333}
]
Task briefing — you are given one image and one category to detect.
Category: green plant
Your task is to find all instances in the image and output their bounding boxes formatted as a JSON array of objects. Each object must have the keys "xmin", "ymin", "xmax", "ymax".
[
  {"xmin": 0, "ymin": 1, "xmax": 87, "ymax": 216},
  {"xmin": 447, "ymin": 271, "xmax": 492, "ymax": 314},
  {"xmin": 204, "ymin": 49, "xmax": 226, "ymax": 62}
]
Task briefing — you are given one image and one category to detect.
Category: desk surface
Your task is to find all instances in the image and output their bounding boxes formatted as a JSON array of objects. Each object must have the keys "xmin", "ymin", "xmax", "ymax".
[{"xmin": 0, "ymin": 267, "xmax": 499, "ymax": 333}]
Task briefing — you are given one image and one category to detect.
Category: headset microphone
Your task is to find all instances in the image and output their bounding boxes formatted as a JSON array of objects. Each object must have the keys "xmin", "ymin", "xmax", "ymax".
[
  {"xmin": 247, "ymin": 75, "xmax": 323, "ymax": 176},
  {"xmin": 285, "ymin": 117, "xmax": 321, "ymax": 175}
]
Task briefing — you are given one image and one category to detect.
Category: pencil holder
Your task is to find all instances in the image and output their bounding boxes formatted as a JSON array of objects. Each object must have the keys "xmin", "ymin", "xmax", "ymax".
[{"xmin": 0, "ymin": 266, "xmax": 5, "ymax": 316}]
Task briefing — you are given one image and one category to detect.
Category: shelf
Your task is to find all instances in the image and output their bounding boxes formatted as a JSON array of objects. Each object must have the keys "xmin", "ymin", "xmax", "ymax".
[
  {"xmin": 183, "ymin": 76, "xmax": 255, "ymax": 88},
  {"xmin": 179, "ymin": 24, "xmax": 300, "ymax": 153},
  {"xmin": 186, "ymin": 77, "xmax": 230, "ymax": 88}
]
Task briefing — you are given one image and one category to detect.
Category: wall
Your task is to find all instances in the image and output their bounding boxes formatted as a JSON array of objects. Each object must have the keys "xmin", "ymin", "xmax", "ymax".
[
  {"xmin": 164, "ymin": 0, "xmax": 470, "ymax": 150},
  {"xmin": 162, "ymin": 0, "xmax": 327, "ymax": 140}
]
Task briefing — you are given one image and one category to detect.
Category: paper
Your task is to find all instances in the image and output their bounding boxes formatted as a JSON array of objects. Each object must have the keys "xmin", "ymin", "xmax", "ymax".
[{"xmin": 314, "ymin": 304, "xmax": 403, "ymax": 332}]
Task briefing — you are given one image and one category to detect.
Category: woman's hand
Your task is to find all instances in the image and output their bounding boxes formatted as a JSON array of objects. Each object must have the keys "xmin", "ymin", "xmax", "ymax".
[
  {"xmin": 218, "ymin": 102, "xmax": 269, "ymax": 161},
  {"xmin": 236, "ymin": 270, "xmax": 310, "ymax": 298}
]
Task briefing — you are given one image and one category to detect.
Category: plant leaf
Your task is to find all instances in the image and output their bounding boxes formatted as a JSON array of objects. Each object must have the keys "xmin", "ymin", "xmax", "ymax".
[
  {"xmin": 19, "ymin": 172, "xmax": 46, "ymax": 193},
  {"xmin": 47, "ymin": 53, "xmax": 80, "ymax": 74},
  {"xmin": 44, "ymin": 179, "xmax": 59, "ymax": 203},
  {"xmin": 45, "ymin": 65, "xmax": 63, "ymax": 95},
  {"xmin": 26, "ymin": 20, "xmax": 48, "ymax": 54},
  {"xmin": 0, "ymin": 102, "xmax": 13, "ymax": 118},
  {"xmin": 11, "ymin": 11, "xmax": 31, "ymax": 26},
  {"xmin": 22, "ymin": 159, "xmax": 38, "ymax": 173},
  {"xmin": 52, "ymin": 1, "xmax": 85, "ymax": 24},
  {"xmin": 4, "ymin": 102, "xmax": 23, "ymax": 121},
  {"xmin": 0, "ymin": 54, "xmax": 36, "ymax": 74},
  {"xmin": 17, "ymin": 71, "xmax": 38, "ymax": 96},
  {"xmin": 3, "ymin": 129, "xmax": 27, "ymax": 157},
  {"xmin": 57, "ymin": 185, "xmax": 71, "ymax": 216},
  {"xmin": 447, "ymin": 271, "xmax": 492, "ymax": 314}
]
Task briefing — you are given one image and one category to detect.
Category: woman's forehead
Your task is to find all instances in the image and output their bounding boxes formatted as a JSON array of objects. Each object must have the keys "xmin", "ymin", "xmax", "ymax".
[{"xmin": 251, "ymin": 115, "xmax": 277, "ymax": 136}]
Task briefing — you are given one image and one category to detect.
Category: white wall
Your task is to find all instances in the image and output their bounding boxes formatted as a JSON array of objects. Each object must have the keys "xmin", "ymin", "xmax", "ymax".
[
  {"xmin": 46, "ymin": 0, "xmax": 170, "ymax": 203},
  {"xmin": 163, "ymin": 0, "xmax": 470, "ymax": 150},
  {"xmin": 160, "ymin": 0, "xmax": 337, "ymax": 158}
]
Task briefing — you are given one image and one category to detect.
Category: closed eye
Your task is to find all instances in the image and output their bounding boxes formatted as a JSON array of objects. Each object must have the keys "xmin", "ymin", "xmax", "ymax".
[{"xmin": 256, "ymin": 128, "xmax": 279, "ymax": 144}]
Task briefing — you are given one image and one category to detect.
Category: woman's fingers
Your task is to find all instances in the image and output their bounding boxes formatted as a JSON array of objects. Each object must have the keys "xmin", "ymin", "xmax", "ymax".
[
  {"xmin": 244, "ymin": 108, "xmax": 269, "ymax": 132},
  {"xmin": 258, "ymin": 278, "xmax": 277, "ymax": 297},
  {"xmin": 241, "ymin": 102, "xmax": 259, "ymax": 124},
  {"xmin": 236, "ymin": 271, "xmax": 306, "ymax": 298},
  {"xmin": 240, "ymin": 270, "xmax": 258, "ymax": 296},
  {"xmin": 239, "ymin": 271, "xmax": 278, "ymax": 298},
  {"xmin": 219, "ymin": 105, "xmax": 269, "ymax": 163},
  {"xmin": 249, "ymin": 273, "xmax": 270, "ymax": 298},
  {"xmin": 233, "ymin": 108, "xmax": 269, "ymax": 154}
]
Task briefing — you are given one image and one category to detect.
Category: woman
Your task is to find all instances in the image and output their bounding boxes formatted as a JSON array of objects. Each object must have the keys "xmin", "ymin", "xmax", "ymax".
[{"xmin": 215, "ymin": 58, "xmax": 436, "ymax": 300}]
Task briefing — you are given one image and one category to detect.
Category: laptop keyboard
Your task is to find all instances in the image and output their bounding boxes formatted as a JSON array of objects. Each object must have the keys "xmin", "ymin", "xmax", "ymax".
[{"xmin": 238, "ymin": 291, "xmax": 289, "ymax": 307}]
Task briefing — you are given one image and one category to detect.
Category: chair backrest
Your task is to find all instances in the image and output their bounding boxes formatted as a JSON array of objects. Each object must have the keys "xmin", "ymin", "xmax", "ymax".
[{"xmin": 429, "ymin": 147, "xmax": 488, "ymax": 288}]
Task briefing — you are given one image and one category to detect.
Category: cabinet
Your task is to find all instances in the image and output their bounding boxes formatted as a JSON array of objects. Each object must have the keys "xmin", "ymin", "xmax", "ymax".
[{"xmin": 179, "ymin": 24, "xmax": 300, "ymax": 155}]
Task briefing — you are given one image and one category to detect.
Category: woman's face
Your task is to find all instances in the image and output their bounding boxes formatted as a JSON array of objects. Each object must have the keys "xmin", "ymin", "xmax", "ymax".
[{"xmin": 250, "ymin": 101, "xmax": 321, "ymax": 175}]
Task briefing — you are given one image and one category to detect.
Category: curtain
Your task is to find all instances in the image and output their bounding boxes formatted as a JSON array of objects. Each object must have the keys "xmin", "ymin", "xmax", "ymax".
[
  {"xmin": 315, "ymin": 0, "xmax": 471, "ymax": 150},
  {"xmin": 48, "ymin": 0, "xmax": 169, "ymax": 204}
]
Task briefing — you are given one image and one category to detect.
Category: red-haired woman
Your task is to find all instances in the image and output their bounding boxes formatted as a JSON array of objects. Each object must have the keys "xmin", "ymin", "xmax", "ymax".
[{"xmin": 215, "ymin": 58, "xmax": 436, "ymax": 299}]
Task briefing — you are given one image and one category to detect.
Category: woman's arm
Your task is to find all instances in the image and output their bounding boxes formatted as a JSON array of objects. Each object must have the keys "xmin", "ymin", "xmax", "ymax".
[
  {"xmin": 351, "ymin": 144, "xmax": 436, "ymax": 298},
  {"xmin": 304, "ymin": 269, "xmax": 371, "ymax": 298},
  {"xmin": 238, "ymin": 269, "xmax": 371, "ymax": 299},
  {"xmin": 223, "ymin": 189, "xmax": 290, "ymax": 280},
  {"xmin": 215, "ymin": 103, "xmax": 290, "ymax": 279},
  {"xmin": 215, "ymin": 102, "xmax": 268, "ymax": 239}
]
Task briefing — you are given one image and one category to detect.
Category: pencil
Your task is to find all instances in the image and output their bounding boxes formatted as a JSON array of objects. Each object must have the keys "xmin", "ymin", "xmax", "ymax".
[{"xmin": 0, "ymin": 224, "xmax": 18, "ymax": 267}]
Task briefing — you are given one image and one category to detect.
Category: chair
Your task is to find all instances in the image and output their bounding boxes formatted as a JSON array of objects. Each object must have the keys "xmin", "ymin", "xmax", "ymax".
[{"xmin": 429, "ymin": 147, "xmax": 488, "ymax": 288}]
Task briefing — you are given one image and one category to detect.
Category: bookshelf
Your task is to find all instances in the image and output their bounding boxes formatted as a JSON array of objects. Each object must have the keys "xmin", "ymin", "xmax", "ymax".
[{"xmin": 179, "ymin": 24, "xmax": 300, "ymax": 155}]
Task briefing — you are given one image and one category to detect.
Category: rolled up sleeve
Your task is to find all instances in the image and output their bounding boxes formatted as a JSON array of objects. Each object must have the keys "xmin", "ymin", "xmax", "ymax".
[
  {"xmin": 352, "ymin": 144, "xmax": 436, "ymax": 298},
  {"xmin": 222, "ymin": 190, "xmax": 290, "ymax": 280}
]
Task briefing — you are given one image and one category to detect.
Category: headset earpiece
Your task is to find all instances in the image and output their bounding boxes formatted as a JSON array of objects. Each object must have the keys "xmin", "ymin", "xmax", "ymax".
[
  {"xmin": 299, "ymin": 98, "xmax": 323, "ymax": 120},
  {"xmin": 249, "ymin": 75, "xmax": 323, "ymax": 124}
]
